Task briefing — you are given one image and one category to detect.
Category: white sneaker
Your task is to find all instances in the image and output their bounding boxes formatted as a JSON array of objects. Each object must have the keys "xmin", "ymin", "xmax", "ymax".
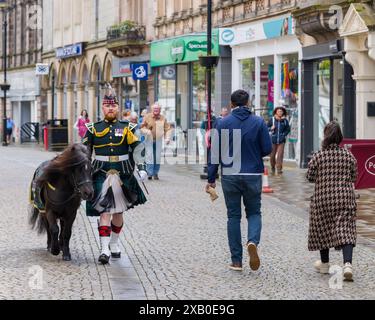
[
  {"xmin": 314, "ymin": 260, "xmax": 330, "ymax": 274},
  {"xmin": 343, "ymin": 263, "xmax": 353, "ymax": 281}
]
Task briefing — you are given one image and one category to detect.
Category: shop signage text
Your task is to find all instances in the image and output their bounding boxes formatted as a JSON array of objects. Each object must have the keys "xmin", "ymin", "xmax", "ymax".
[
  {"xmin": 365, "ymin": 155, "xmax": 375, "ymax": 176},
  {"xmin": 151, "ymin": 31, "xmax": 219, "ymax": 68},
  {"xmin": 56, "ymin": 43, "xmax": 83, "ymax": 59},
  {"xmin": 219, "ymin": 16, "xmax": 294, "ymax": 46}
]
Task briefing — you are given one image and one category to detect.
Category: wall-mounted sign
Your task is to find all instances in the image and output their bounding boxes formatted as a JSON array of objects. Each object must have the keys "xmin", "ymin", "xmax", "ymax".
[
  {"xmin": 56, "ymin": 43, "xmax": 83, "ymax": 59},
  {"xmin": 119, "ymin": 62, "xmax": 132, "ymax": 76},
  {"xmin": 35, "ymin": 63, "xmax": 49, "ymax": 75},
  {"xmin": 132, "ymin": 63, "xmax": 149, "ymax": 81},
  {"xmin": 219, "ymin": 16, "xmax": 294, "ymax": 46},
  {"xmin": 151, "ymin": 30, "xmax": 219, "ymax": 68}
]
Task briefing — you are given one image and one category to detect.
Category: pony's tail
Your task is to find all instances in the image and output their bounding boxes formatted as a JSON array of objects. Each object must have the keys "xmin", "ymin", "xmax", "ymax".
[{"xmin": 28, "ymin": 205, "xmax": 47, "ymax": 235}]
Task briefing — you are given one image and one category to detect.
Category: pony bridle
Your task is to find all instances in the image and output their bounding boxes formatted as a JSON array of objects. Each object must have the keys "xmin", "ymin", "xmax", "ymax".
[
  {"xmin": 72, "ymin": 174, "xmax": 92, "ymax": 195},
  {"xmin": 71, "ymin": 161, "xmax": 92, "ymax": 196}
]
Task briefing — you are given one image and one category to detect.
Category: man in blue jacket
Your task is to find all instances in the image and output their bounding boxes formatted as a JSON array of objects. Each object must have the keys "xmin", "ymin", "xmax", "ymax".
[{"xmin": 207, "ymin": 90, "xmax": 272, "ymax": 272}]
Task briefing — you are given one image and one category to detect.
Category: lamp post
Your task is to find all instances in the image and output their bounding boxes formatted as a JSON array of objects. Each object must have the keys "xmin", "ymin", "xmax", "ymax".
[
  {"xmin": 1, "ymin": 5, "xmax": 10, "ymax": 147},
  {"xmin": 199, "ymin": 0, "xmax": 218, "ymax": 179}
]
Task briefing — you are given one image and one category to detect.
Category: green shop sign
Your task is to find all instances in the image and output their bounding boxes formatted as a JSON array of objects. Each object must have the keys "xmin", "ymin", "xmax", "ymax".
[{"xmin": 151, "ymin": 31, "xmax": 219, "ymax": 68}]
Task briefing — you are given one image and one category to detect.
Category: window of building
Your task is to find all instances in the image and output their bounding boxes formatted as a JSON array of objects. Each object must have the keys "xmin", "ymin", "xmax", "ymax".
[
  {"xmin": 240, "ymin": 58, "xmax": 255, "ymax": 109},
  {"xmin": 279, "ymin": 53, "xmax": 299, "ymax": 159},
  {"xmin": 157, "ymin": 66, "xmax": 177, "ymax": 125},
  {"xmin": 192, "ymin": 62, "xmax": 215, "ymax": 129}
]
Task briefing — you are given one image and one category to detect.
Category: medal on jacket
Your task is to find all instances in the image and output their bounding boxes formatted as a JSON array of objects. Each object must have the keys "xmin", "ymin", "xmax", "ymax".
[{"xmin": 115, "ymin": 129, "xmax": 123, "ymax": 137}]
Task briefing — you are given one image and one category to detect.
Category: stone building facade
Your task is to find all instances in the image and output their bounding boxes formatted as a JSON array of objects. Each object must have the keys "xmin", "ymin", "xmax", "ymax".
[
  {"xmin": 41, "ymin": 0, "xmax": 156, "ymax": 143},
  {"xmin": 0, "ymin": 0, "xmax": 43, "ymax": 144}
]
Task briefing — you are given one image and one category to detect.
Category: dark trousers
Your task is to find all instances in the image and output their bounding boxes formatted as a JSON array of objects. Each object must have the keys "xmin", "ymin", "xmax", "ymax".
[
  {"xmin": 320, "ymin": 245, "xmax": 354, "ymax": 264},
  {"xmin": 221, "ymin": 175, "xmax": 262, "ymax": 264}
]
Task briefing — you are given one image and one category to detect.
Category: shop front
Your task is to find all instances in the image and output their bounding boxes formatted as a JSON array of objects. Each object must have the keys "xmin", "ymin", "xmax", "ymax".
[
  {"xmin": 300, "ymin": 40, "xmax": 356, "ymax": 167},
  {"xmin": 150, "ymin": 31, "xmax": 222, "ymax": 134},
  {"xmin": 226, "ymin": 15, "xmax": 302, "ymax": 163}
]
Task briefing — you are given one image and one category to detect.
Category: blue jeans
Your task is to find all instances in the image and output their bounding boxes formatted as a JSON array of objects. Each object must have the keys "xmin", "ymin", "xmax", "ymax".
[
  {"xmin": 146, "ymin": 141, "xmax": 162, "ymax": 177},
  {"xmin": 221, "ymin": 175, "xmax": 262, "ymax": 264}
]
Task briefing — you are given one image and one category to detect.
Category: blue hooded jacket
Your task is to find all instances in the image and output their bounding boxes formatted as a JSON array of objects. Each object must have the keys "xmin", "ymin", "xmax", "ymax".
[{"xmin": 208, "ymin": 107, "xmax": 272, "ymax": 183}]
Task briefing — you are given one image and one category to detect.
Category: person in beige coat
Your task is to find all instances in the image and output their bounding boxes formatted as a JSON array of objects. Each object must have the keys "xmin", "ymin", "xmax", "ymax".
[
  {"xmin": 306, "ymin": 121, "xmax": 357, "ymax": 281},
  {"xmin": 140, "ymin": 103, "xmax": 171, "ymax": 180}
]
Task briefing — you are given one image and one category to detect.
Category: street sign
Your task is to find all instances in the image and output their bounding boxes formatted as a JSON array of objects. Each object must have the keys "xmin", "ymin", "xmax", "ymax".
[
  {"xmin": 35, "ymin": 64, "xmax": 49, "ymax": 75},
  {"xmin": 132, "ymin": 63, "xmax": 148, "ymax": 81},
  {"xmin": 56, "ymin": 43, "xmax": 83, "ymax": 59}
]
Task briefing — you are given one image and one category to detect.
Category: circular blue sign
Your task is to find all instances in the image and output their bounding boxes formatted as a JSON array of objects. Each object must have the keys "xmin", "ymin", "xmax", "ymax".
[{"xmin": 221, "ymin": 29, "xmax": 235, "ymax": 44}]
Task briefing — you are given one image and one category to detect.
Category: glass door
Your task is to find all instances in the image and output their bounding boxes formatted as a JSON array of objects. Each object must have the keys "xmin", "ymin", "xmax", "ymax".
[
  {"xmin": 313, "ymin": 59, "xmax": 331, "ymax": 151},
  {"xmin": 333, "ymin": 59, "xmax": 344, "ymax": 129}
]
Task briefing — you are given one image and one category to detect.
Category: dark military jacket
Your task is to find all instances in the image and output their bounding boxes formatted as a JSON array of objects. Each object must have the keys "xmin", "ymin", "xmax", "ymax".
[
  {"xmin": 82, "ymin": 119, "xmax": 140, "ymax": 156},
  {"xmin": 82, "ymin": 119, "xmax": 145, "ymax": 174}
]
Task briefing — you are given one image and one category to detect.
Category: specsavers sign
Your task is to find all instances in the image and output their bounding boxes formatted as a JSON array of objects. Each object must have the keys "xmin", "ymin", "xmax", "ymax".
[{"xmin": 151, "ymin": 31, "xmax": 219, "ymax": 68}]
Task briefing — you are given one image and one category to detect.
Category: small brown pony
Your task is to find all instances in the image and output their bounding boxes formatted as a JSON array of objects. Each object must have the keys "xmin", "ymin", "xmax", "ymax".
[{"xmin": 29, "ymin": 143, "xmax": 94, "ymax": 261}]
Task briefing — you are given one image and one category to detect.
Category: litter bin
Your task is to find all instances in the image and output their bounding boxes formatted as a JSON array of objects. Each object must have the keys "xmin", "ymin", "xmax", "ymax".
[{"xmin": 47, "ymin": 119, "xmax": 69, "ymax": 152}]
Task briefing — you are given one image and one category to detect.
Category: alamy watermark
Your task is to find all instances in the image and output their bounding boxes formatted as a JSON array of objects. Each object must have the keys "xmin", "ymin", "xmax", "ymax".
[
  {"xmin": 28, "ymin": 265, "xmax": 44, "ymax": 290},
  {"xmin": 329, "ymin": 265, "xmax": 343, "ymax": 290}
]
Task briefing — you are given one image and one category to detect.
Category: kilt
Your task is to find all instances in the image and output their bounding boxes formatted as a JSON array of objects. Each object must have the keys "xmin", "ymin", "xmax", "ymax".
[{"xmin": 86, "ymin": 160, "xmax": 147, "ymax": 217}]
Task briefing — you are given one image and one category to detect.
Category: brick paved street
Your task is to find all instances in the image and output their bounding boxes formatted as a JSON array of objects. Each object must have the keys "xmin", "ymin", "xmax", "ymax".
[{"xmin": 0, "ymin": 146, "xmax": 375, "ymax": 300}]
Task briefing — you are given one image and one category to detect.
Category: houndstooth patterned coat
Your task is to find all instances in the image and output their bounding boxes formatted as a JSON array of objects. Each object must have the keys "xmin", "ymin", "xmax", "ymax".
[{"xmin": 306, "ymin": 144, "xmax": 357, "ymax": 251}]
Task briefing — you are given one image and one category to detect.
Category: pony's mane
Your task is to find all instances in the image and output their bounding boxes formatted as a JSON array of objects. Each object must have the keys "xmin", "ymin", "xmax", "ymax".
[{"xmin": 37, "ymin": 144, "xmax": 90, "ymax": 185}]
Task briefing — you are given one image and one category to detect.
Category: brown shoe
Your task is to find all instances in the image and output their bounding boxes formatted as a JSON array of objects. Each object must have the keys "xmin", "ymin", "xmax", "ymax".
[
  {"xmin": 247, "ymin": 243, "xmax": 260, "ymax": 271},
  {"xmin": 229, "ymin": 262, "xmax": 243, "ymax": 271},
  {"xmin": 153, "ymin": 175, "xmax": 159, "ymax": 180}
]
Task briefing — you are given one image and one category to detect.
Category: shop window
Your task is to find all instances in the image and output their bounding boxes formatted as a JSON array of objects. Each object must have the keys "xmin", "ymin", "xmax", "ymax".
[
  {"xmin": 314, "ymin": 59, "xmax": 331, "ymax": 151},
  {"xmin": 333, "ymin": 59, "xmax": 344, "ymax": 129},
  {"xmin": 260, "ymin": 56, "xmax": 274, "ymax": 122},
  {"xmin": 192, "ymin": 62, "xmax": 215, "ymax": 129},
  {"xmin": 157, "ymin": 66, "xmax": 176, "ymax": 125},
  {"xmin": 279, "ymin": 53, "xmax": 299, "ymax": 160},
  {"xmin": 240, "ymin": 58, "xmax": 255, "ymax": 110}
]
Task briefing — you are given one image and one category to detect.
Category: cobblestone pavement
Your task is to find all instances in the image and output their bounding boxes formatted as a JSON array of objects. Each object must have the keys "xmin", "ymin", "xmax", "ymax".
[
  {"xmin": 120, "ymin": 162, "xmax": 375, "ymax": 300},
  {"xmin": 264, "ymin": 162, "xmax": 375, "ymax": 243},
  {"xmin": 1, "ymin": 147, "xmax": 375, "ymax": 300},
  {"xmin": 0, "ymin": 147, "xmax": 113, "ymax": 300}
]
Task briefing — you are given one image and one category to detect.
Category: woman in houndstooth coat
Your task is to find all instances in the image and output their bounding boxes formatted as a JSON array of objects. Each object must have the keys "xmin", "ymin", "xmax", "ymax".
[{"xmin": 306, "ymin": 121, "xmax": 358, "ymax": 281}]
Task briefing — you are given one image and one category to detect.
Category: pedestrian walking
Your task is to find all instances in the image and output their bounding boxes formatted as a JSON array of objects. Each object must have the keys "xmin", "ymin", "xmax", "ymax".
[
  {"xmin": 306, "ymin": 121, "xmax": 357, "ymax": 281},
  {"xmin": 6, "ymin": 117, "xmax": 15, "ymax": 145},
  {"xmin": 129, "ymin": 112, "xmax": 142, "ymax": 140},
  {"xmin": 268, "ymin": 106, "xmax": 290, "ymax": 175},
  {"xmin": 139, "ymin": 109, "xmax": 148, "ymax": 125},
  {"xmin": 75, "ymin": 109, "xmax": 91, "ymax": 139},
  {"xmin": 207, "ymin": 90, "xmax": 272, "ymax": 272},
  {"xmin": 140, "ymin": 103, "xmax": 171, "ymax": 180},
  {"xmin": 122, "ymin": 110, "xmax": 131, "ymax": 121},
  {"xmin": 82, "ymin": 86, "xmax": 148, "ymax": 265}
]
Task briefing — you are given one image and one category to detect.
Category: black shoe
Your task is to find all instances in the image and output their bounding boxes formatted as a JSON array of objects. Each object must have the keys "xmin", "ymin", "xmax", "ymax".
[
  {"xmin": 98, "ymin": 254, "xmax": 110, "ymax": 265},
  {"xmin": 153, "ymin": 175, "xmax": 159, "ymax": 180},
  {"xmin": 111, "ymin": 252, "xmax": 121, "ymax": 259},
  {"xmin": 148, "ymin": 176, "xmax": 153, "ymax": 181}
]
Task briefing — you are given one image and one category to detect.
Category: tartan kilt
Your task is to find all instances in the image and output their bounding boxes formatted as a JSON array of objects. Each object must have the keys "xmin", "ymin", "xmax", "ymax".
[{"xmin": 86, "ymin": 162, "xmax": 147, "ymax": 217}]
